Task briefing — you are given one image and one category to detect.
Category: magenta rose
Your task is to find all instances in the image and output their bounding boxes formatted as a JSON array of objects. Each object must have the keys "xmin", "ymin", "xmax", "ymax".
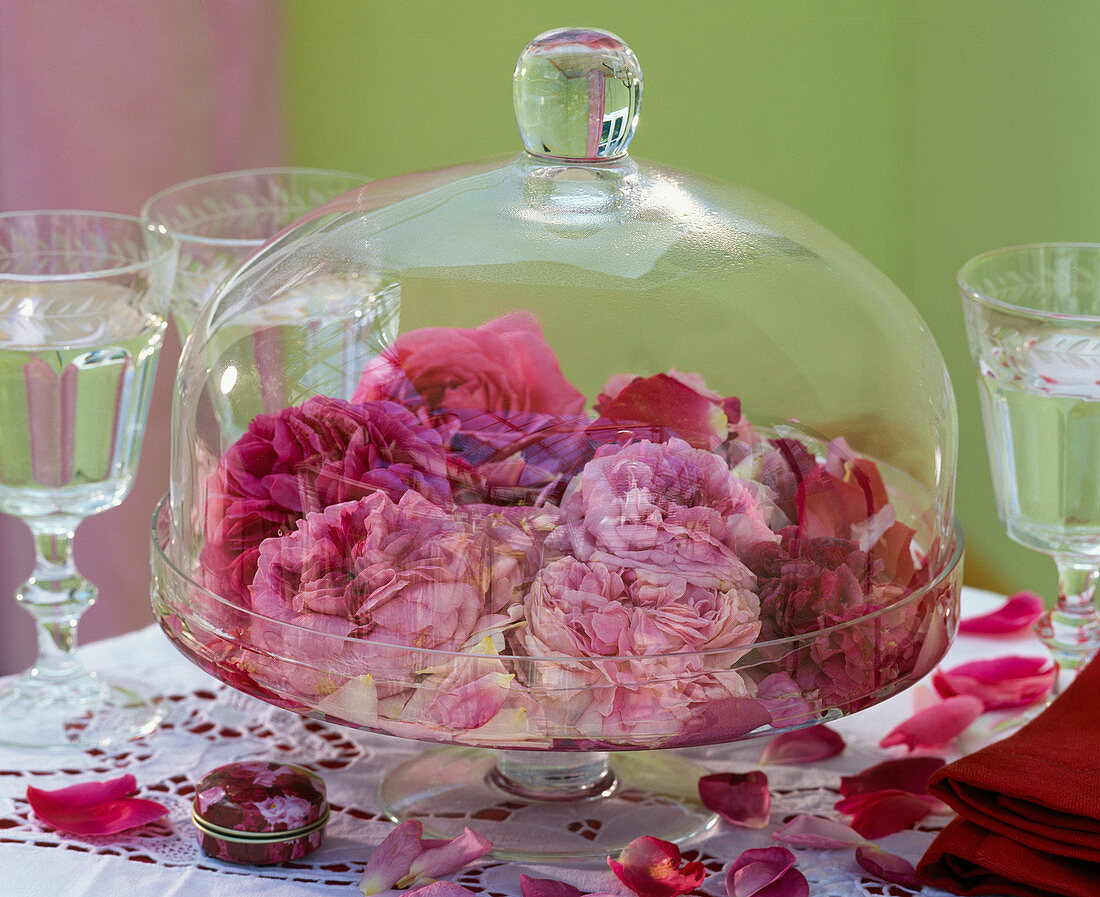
[
  {"xmin": 548, "ymin": 437, "xmax": 778, "ymax": 590},
  {"xmin": 249, "ymin": 492, "xmax": 510, "ymax": 698},
  {"xmin": 516, "ymin": 556, "xmax": 759, "ymax": 743},
  {"xmin": 200, "ymin": 396, "xmax": 451, "ymax": 606},
  {"xmin": 352, "ymin": 312, "xmax": 586, "ymax": 416}
]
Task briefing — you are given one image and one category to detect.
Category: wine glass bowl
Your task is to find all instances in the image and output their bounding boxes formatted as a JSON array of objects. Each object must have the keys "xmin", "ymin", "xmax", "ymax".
[
  {"xmin": 0, "ymin": 211, "xmax": 177, "ymax": 749},
  {"xmin": 141, "ymin": 167, "xmax": 370, "ymax": 339},
  {"xmin": 960, "ymin": 243, "xmax": 1100, "ymax": 675}
]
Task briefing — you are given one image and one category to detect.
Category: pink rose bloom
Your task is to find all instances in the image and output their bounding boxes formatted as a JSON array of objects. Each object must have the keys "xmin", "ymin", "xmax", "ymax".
[
  {"xmin": 200, "ymin": 396, "xmax": 450, "ymax": 606},
  {"xmin": 352, "ymin": 312, "xmax": 586, "ymax": 416},
  {"xmin": 248, "ymin": 492, "xmax": 515, "ymax": 699},
  {"xmin": 516, "ymin": 556, "xmax": 759, "ymax": 742},
  {"xmin": 549, "ymin": 438, "xmax": 777, "ymax": 590}
]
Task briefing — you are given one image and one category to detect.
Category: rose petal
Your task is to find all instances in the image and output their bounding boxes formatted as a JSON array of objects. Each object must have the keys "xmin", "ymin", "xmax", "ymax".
[
  {"xmin": 958, "ymin": 591, "xmax": 1044, "ymax": 635},
  {"xmin": 932, "ymin": 656, "xmax": 1056, "ymax": 711},
  {"xmin": 699, "ymin": 771, "xmax": 771, "ymax": 828},
  {"xmin": 854, "ymin": 844, "xmax": 922, "ymax": 889},
  {"xmin": 409, "ymin": 883, "xmax": 481, "ymax": 897},
  {"xmin": 726, "ymin": 847, "xmax": 809, "ymax": 897},
  {"xmin": 360, "ymin": 820, "xmax": 426, "ymax": 895},
  {"xmin": 879, "ymin": 695, "xmax": 984, "ymax": 751},
  {"xmin": 759, "ymin": 725, "xmax": 845, "ymax": 766},
  {"xmin": 834, "ymin": 789, "xmax": 933, "ymax": 838},
  {"xmin": 770, "ymin": 814, "xmax": 865, "ymax": 849},
  {"xmin": 597, "ymin": 373, "xmax": 728, "ymax": 450},
  {"xmin": 608, "ymin": 836, "xmax": 706, "ymax": 897},
  {"xmin": 403, "ymin": 827, "xmax": 493, "ymax": 888},
  {"xmin": 519, "ymin": 875, "xmax": 585, "ymax": 897},
  {"xmin": 838, "ymin": 756, "xmax": 945, "ymax": 797},
  {"xmin": 26, "ymin": 774, "xmax": 168, "ymax": 836}
]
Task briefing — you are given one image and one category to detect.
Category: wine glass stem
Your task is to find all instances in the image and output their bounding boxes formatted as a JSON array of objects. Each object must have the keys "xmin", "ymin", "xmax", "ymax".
[
  {"xmin": 1040, "ymin": 558, "xmax": 1100, "ymax": 688},
  {"xmin": 15, "ymin": 516, "xmax": 96, "ymax": 685}
]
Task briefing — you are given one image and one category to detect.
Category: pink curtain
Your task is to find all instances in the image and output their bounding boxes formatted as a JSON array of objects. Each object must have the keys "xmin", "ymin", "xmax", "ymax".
[{"xmin": 0, "ymin": 1, "xmax": 286, "ymax": 673}]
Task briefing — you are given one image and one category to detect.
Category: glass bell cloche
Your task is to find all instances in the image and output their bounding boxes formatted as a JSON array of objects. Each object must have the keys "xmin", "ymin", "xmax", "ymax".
[{"xmin": 153, "ymin": 27, "xmax": 961, "ymax": 857}]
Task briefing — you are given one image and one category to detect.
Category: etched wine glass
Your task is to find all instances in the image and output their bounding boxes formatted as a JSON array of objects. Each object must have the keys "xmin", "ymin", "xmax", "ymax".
[
  {"xmin": 0, "ymin": 211, "xmax": 178, "ymax": 749},
  {"xmin": 141, "ymin": 168, "xmax": 370, "ymax": 340},
  {"xmin": 961, "ymin": 243, "xmax": 1100, "ymax": 687}
]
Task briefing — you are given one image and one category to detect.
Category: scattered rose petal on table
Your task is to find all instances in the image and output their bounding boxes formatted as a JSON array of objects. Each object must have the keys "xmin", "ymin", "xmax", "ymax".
[
  {"xmin": 771, "ymin": 814, "xmax": 865, "ymax": 849},
  {"xmin": 519, "ymin": 876, "xmax": 618, "ymax": 897},
  {"xmin": 854, "ymin": 844, "xmax": 922, "ymax": 889},
  {"xmin": 359, "ymin": 821, "xmax": 492, "ymax": 895},
  {"xmin": 838, "ymin": 756, "xmax": 945, "ymax": 797},
  {"xmin": 958, "ymin": 591, "xmax": 1044, "ymax": 635},
  {"xmin": 726, "ymin": 847, "xmax": 809, "ymax": 897},
  {"xmin": 879, "ymin": 694, "xmax": 984, "ymax": 751},
  {"xmin": 758, "ymin": 725, "xmax": 845, "ymax": 766},
  {"xmin": 932, "ymin": 655, "xmax": 1056, "ymax": 710},
  {"xmin": 408, "ymin": 883, "xmax": 480, "ymax": 897},
  {"xmin": 25, "ymin": 774, "xmax": 167, "ymax": 836},
  {"xmin": 698, "ymin": 771, "xmax": 771, "ymax": 828},
  {"xmin": 834, "ymin": 789, "xmax": 933, "ymax": 838},
  {"xmin": 608, "ymin": 836, "xmax": 706, "ymax": 897}
]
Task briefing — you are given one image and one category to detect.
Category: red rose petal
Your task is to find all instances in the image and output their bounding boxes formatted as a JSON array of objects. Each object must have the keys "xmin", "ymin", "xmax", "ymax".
[
  {"xmin": 854, "ymin": 844, "xmax": 922, "ymax": 889},
  {"xmin": 771, "ymin": 814, "xmax": 865, "ymax": 849},
  {"xmin": 838, "ymin": 756, "xmax": 945, "ymax": 797},
  {"xmin": 958, "ymin": 591, "xmax": 1044, "ymax": 635},
  {"xmin": 699, "ymin": 771, "xmax": 771, "ymax": 828},
  {"xmin": 834, "ymin": 789, "xmax": 933, "ymax": 838},
  {"xmin": 759, "ymin": 725, "xmax": 845, "ymax": 766},
  {"xmin": 932, "ymin": 655, "xmax": 1056, "ymax": 711},
  {"xmin": 879, "ymin": 695, "xmax": 984, "ymax": 751},
  {"xmin": 608, "ymin": 836, "xmax": 706, "ymax": 897},
  {"xmin": 597, "ymin": 373, "xmax": 727, "ymax": 450},
  {"xmin": 26, "ymin": 774, "xmax": 168, "ymax": 836},
  {"xmin": 726, "ymin": 847, "xmax": 809, "ymax": 897}
]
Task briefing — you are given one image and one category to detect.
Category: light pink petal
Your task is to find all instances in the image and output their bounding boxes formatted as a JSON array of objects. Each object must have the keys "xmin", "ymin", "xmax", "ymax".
[
  {"xmin": 404, "ymin": 827, "xmax": 493, "ymax": 888},
  {"xmin": 834, "ymin": 789, "xmax": 933, "ymax": 838},
  {"xmin": 608, "ymin": 836, "xmax": 706, "ymax": 897},
  {"xmin": 360, "ymin": 820, "xmax": 425, "ymax": 895},
  {"xmin": 838, "ymin": 756, "xmax": 945, "ymax": 797},
  {"xmin": 519, "ymin": 875, "xmax": 585, "ymax": 897},
  {"xmin": 726, "ymin": 847, "xmax": 809, "ymax": 897},
  {"xmin": 958, "ymin": 591, "xmax": 1044, "ymax": 635},
  {"xmin": 932, "ymin": 655, "xmax": 1056, "ymax": 711},
  {"xmin": 26, "ymin": 774, "xmax": 167, "ymax": 836},
  {"xmin": 698, "ymin": 771, "xmax": 771, "ymax": 828},
  {"xmin": 759, "ymin": 725, "xmax": 845, "ymax": 766},
  {"xmin": 409, "ymin": 882, "xmax": 481, "ymax": 897},
  {"xmin": 854, "ymin": 845, "xmax": 921, "ymax": 889},
  {"xmin": 771, "ymin": 814, "xmax": 865, "ymax": 849},
  {"xmin": 879, "ymin": 695, "xmax": 984, "ymax": 751}
]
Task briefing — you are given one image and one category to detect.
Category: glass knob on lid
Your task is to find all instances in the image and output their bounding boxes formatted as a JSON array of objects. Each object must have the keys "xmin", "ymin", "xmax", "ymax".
[{"xmin": 513, "ymin": 27, "xmax": 642, "ymax": 161}]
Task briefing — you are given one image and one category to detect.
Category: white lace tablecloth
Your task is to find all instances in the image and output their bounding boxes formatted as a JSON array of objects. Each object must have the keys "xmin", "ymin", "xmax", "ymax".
[{"xmin": 0, "ymin": 588, "xmax": 1029, "ymax": 897}]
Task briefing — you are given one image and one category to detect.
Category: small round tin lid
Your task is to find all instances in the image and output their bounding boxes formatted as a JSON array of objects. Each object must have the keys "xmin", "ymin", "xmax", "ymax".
[{"xmin": 193, "ymin": 760, "xmax": 328, "ymax": 836}]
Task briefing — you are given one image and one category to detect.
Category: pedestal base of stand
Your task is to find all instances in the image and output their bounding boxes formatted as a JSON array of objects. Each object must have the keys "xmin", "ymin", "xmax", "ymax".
[
  {"xmin": 0, "ymin": 671, "xmax": 165, "ymax": 750},
  {"xmin": 378, "ymin": 746, "xmax": 717, "ymax": 861}
]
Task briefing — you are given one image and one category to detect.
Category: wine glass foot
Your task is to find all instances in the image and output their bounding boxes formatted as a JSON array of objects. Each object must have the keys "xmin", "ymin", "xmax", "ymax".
[
  {"xmin": 0, "ymin": 670, "xmax": 165, "ymax": 750},
  {"xmin": 378, "ymin": 746, "xmax": 717, "ymax": 861}
]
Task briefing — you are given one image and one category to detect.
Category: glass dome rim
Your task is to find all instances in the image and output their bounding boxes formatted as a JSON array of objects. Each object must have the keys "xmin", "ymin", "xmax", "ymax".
[{"xmin": 152, "ymin": 494, "xmax": 962, "ymax": 666}]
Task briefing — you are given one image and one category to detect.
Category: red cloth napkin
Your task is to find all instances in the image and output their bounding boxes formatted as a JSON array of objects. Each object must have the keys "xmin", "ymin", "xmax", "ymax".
[{"xmin": 918, "ymin": 654, "xmax": 1100, "ymax": 897}]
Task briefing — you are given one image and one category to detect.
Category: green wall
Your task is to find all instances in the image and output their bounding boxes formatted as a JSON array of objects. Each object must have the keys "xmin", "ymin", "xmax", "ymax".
[{"xmin": 283, "ymin": 0, "xmax": 1100, "ymax": 601}]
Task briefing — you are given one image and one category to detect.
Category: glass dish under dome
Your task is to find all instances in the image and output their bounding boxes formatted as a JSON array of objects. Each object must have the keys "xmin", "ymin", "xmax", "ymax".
[{"xmin": 152, "ymin": 27, "xmax": 962, "ymax": 859}]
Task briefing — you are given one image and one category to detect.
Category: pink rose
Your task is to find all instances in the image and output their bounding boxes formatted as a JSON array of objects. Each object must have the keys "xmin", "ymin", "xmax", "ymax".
[
  {"xmin": 549, "ymin": 438, "xmax": 777, "ymax": 590},
  {"xmin": 516, "ymin": 556, "xmax": 759, "ymax": 743},
  {"xmin": 249, "ymin": 492, "xmax": 507, "ymax": 698},
  {"xmin": 352, "ymin": 312, "xmax": 586, "ymax": 416},
  {"xmin": 200, "ymin": 397, "xmax": 450, "ymax": 606}
]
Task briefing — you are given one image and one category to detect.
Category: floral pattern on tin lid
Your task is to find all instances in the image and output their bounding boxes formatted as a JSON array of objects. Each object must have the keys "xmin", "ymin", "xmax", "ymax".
[{"xmin": 194, "ymin": 760, "xmax": 326, "ymax": 834}]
